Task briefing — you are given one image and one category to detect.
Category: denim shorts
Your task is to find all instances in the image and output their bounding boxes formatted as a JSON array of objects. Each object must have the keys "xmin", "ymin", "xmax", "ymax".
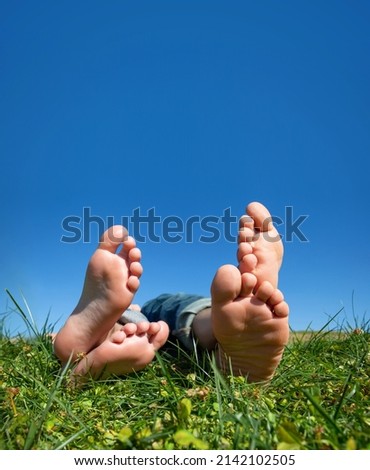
[{"xmin": 118, "ymin": 293, "xmax": 212, "ymax": 351}]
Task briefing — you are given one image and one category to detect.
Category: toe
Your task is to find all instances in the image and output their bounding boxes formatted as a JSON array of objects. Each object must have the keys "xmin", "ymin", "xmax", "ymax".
[
  {"xmin": 110, "ymin": 330, "xmax": 126, "ymax": 344},
  {"xmin": 239, "ymin": 253, "xmax": 258, "ymax": 273},
  {"xmin": 118, "ymin": 236, "xmax": 137, "ymax": 257},
  {"xmin": 149, "ymin": 321, "xmax": 170, "ymax": 349},
  {"xmin": 99, "ymin": 226, "xmax": 129, "ymax": 253},
  {"xmin": 147, "ymin": 322, "xmax": 161, "ymax": 335},
  {"xmin": 122, "ymin": 323, "xmax": 138, "ymax": 335},
  {"xmin": 273, "ymin": 300, "xmax": 289, "ymax": 317},
  {"xmin": 239, "ymin": 214, "xmax": 254, "ymax": 231},
  {"xmin": 129, "ymin": 261, "xmax": 143, "ymax": 278},
  {"xmin": 239, "ymin": 213, "xmax": 258, "ymax": 243},
  {"xmin": 237, "ymin": 241, "xmax": 253, "ymax": 262},
  {"xmin": 240, "ymin": 272, "xmax": 257, "ymax": 297},
  {"xmin": 266, "ymin": 289, "xmax": 285, "ymax": 307},
  {"xmin": 129, "ymin": 247, "xmax": 141, "ymax": 262},
  {"xmin": 238, "ymin": 227, "xmax": 257, "ymax": 243},
  {"xmin": 127, "ymin": 275, "xmax": 140, "ymax": 293},
  {"xmin": 255, "ymin": 281, "xmax": 275, "ymax": 302},
  {"xmin": 135, "ymin": 322, "xmax": 150, "ymax": 334}
]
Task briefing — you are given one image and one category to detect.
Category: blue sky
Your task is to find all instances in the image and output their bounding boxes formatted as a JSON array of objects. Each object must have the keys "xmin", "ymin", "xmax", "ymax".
[{"xmin": 1, "ymin": 0, "xmax": 370, "ymax": 335}]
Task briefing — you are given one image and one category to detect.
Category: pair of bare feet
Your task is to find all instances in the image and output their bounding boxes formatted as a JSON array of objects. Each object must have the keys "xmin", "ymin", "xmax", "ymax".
[{"xmin": 53, "ymin": 202, "xmax": 289, "ymax": 383}]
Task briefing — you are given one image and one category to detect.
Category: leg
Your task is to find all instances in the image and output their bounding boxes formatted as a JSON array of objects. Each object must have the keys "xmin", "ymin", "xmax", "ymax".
[{"xmin": 141, "ymin": 293, "xmax": 211, "ymax": 351}]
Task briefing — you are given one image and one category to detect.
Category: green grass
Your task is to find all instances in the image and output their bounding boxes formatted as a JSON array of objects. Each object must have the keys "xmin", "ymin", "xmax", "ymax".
[{"xmin": 0, "ymin": 295, "xmax": 369, "ymax": 450}]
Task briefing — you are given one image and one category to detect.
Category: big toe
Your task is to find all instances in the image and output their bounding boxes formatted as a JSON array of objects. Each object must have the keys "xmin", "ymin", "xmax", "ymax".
[
  {"xmin": 247, "ymin": 202, "xmax": 273, "ymax": 232},
  {"xmin": 99, "ymin": 225, "xmax": 129, "ymax": 253},
  {"xmin": 211, "ymin": 264, "xmax": 242, "ymax": 304}
]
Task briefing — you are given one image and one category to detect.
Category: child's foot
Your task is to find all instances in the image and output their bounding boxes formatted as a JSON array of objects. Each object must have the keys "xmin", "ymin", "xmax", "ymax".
[
  {"xmin": 211, "ymin": 265, "xmax": 289, "ymax": 382},
  {"xmin": 54, "ymin": 226, "xmax": 144, "ymax": 364},
  {"xmin": 72, "ymin": 321, "xmax": 169, "ymax": 381},
  {"xmin": 238, "ymin": 202, "xmax": 283, "ymax": 289}
]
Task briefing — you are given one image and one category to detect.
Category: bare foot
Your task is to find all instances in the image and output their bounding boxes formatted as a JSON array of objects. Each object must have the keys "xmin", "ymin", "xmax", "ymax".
[
  {"xmin": 53, "ymin": 226, "xmax": 144, "ymax": 364},
  {"xmin": 238, "ymin": 202, "xmax": 283, "ymax": 289},
  {"xmin": 72, "ymin": 321, "xmax": 169, "ymax": 381},
  {"xmin": 211, "ymin": 265, "xmax": 289, "ymax": 382}
]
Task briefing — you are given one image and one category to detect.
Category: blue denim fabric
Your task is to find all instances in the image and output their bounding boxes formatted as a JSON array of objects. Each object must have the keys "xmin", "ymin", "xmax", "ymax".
[{"xmin": 119, "ymin": 293, "xmax": 212, "ymax": 350}]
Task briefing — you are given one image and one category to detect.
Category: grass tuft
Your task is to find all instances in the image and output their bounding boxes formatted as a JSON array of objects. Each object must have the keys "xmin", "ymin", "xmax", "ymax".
[{"xmin": 1, "ymin": 294, "xmax": 369, "ymax": 450}]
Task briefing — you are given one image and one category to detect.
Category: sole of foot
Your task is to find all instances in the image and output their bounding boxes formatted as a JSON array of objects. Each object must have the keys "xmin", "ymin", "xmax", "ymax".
[{"xmin": 211, "ymin": 264, "xmax": 289, "ymax": 382}]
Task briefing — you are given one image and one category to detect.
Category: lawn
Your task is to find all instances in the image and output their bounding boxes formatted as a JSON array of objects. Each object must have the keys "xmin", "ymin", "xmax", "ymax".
[{"xmin": 0, "ymin": 296, "xmax": 369, "ymax": 450}]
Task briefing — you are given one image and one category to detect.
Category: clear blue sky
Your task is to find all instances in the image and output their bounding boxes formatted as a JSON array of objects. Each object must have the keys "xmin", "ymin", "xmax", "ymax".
[{"xmin": 1, "ymin": 0, "xmax": 370, "ymax": 335}]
